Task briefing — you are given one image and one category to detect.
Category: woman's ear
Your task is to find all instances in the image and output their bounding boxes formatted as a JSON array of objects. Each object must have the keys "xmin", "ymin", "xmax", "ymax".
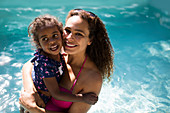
[
  {"xmin": 88, "ymin": 37, "xmax": 93, "ymax": 45},
  {"xmin": 88, "ymin": 40, "xmax": 92, "ymax": 45}
]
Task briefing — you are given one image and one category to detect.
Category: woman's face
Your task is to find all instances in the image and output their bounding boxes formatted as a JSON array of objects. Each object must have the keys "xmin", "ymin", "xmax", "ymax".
[{"xmin": 63, "ymin": 16, "xmax": 91, "ymax": 55}]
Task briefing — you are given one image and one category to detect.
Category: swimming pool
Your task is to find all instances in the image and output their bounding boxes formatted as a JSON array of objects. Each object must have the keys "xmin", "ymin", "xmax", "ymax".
[{"xmin": 0, "ymin": 0, "xmax": 170, "ymax": 112}]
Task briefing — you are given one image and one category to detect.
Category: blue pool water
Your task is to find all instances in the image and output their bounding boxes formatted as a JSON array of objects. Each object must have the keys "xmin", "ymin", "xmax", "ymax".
[{"xmin": 0, "ymin": 0, "xmax": 170, "ymax": 113}]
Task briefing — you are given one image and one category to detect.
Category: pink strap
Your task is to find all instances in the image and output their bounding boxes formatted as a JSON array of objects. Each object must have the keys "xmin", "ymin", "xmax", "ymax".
[{"xmin": 70, "ymin": 55, "xmax": 88, "ymax": 91}]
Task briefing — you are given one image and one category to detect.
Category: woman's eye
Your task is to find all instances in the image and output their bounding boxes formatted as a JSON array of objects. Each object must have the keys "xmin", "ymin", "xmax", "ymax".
[{"xmin": 75, "ymin": 33, "xmax": 83, "ymax": 36}]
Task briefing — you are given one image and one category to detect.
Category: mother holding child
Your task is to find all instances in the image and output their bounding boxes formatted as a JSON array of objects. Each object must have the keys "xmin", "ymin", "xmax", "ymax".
[{"xmin": 19, "ymin": 9, "xmax": 114, "ymax": 113}]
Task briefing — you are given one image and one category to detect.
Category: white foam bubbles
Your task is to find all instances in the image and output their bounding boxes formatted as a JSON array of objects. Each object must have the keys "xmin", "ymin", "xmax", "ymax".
[
  {"xmin": 0, "ymin": 80, "xmax": 10, "ymax": 93},
  {"xmin": 16, "ymin": 7, "xmax": 33, "ymax": 11},
  {"xmin": 11, "ymin": 63, "xmax": 23, "ymax": 68},
  {"xmin": 124, "ymin": 3, "xmax": 139, "ymax": 9},
  {"xmin": 14, "ymin": 72, "xmax": 22, "ymax": 81},
  {"xmin": 160, "ymin": 16, "xmax": 170, "ymax": 29},
  {"xmin": 0, "ymin": 8, "xmax": 10, "ymax": 12},
  {"xmin": 144, "ymin": 40, "xmax": 170, "ymax": 62},
  {"xmin": 14, "ymin": 72, "xmax": 22, "ymax": 77},
  {"xmin": 24, "ymin": 52, "xmax": 34, "ymax": 56},
  {"xmin": 0, "ymin": 52, "xmax": 13, "ymax": 66},
  {"xmin": 0, "ymin": 93, "xmax": 17, "ymax": 112},
  {"xmin": 89, "ymin": 75, "xmax": 170, "ymax": 113},
  {"xmin": 160, "ymin": 41, "xmax": 170, "ymax": 51},
  {"xmin": 88, "ymin": 81, "xmax": 117, "ymax": 113},
  {"xmin": 104, "ymin": 14, "xmax": 116, "ymax": 18}
]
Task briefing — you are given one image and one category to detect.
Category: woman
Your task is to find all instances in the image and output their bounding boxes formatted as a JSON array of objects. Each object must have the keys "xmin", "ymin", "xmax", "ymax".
[{"xmin": 19, "ymin": 9, "xmax": 114, "ymax": 113}]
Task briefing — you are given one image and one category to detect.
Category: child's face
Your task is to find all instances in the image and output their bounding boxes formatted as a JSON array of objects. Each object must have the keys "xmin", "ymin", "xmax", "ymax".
[{"xmin": 38, "ymin": 26, "xmax": 62, "ymax": 57}]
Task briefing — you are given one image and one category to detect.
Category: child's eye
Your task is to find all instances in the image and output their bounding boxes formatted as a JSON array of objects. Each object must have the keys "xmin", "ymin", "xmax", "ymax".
[
  {"xmin": 53, "ymin": 34, "xmax": 58, "ymax": 38},
  {"xmin": 42, "ymin": 37, "xmax": 48, "ymax": 41}
]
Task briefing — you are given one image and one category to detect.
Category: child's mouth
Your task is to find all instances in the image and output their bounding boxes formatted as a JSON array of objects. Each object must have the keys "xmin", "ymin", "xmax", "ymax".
[{"xmin": 50, "ymin": 45, "xmax": 58, "ymax": 51}]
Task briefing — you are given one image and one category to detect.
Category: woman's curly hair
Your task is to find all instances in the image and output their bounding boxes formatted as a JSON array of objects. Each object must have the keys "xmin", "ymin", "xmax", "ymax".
[
  {"xmin": 28, "ymin": 14, "xmax": 63, "ymax": 49},
  {"xmin": 66, "ymin": 9, "xmax": 114, "ymax": 80}
]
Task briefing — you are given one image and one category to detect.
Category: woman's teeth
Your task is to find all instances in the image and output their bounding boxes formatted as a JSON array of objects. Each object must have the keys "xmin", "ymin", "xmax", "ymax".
[{"xmin": 66, "ymin": 43, "xmax": 76, "ymax": 47}]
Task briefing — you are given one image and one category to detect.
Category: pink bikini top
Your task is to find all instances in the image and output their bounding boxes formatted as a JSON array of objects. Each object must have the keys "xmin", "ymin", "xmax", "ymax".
[{"xmin": 45, "ymin": 56, "xmax": 88, "ymax": 112}]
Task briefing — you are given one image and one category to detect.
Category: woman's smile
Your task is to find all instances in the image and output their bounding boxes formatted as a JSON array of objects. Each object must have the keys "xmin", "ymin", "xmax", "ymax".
[{"xmin": 65, "ymin": 41, "xmax": 78, "ymax": 48}]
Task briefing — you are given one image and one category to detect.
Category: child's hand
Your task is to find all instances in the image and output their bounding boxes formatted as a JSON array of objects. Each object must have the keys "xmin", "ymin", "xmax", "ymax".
[
  {"xmin": 82, "ymin": 92, "xmax": 98, "ymax": 105},
  {"xmin": 34, "ymin": 92, "xmax": 46, "ymax": 108}
]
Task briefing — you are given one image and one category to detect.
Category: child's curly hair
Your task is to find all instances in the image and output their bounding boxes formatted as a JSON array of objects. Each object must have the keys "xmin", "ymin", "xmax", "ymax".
[{"xmin": 28, "ymin": 14, "xmax": 63, "ymax": 49}]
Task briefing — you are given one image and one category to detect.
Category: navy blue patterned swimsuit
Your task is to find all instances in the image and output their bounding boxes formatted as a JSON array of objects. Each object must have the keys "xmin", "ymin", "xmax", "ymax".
[{"xmin": 31, "ymin": 50, "xmax": 65, "ymax": 104}]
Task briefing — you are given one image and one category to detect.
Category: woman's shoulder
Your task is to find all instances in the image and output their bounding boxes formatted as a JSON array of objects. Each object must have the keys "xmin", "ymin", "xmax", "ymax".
[
  {"xmin": 80, "ymin": 67, "xmax": 103, "ymax": 95},
  {"xmin": 83, "ymin": 59, "xmax": 103, "ymax": 85},
  {"xmin": 22, "ymin": 58, "xmax": 34, "ymax": 73},
  {"xmin": 23, "ymin": 58, "xmax": 34, "ymax": 67},
  {"xmin": 85, "ymin": 67, "xmax": 102, "ymax": 82}
]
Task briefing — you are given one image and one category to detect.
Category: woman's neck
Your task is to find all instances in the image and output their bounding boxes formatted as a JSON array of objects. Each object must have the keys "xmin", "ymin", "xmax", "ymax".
[{"xmin": 67, "ymin": 53, "xmax": 87, "ymax": 66}]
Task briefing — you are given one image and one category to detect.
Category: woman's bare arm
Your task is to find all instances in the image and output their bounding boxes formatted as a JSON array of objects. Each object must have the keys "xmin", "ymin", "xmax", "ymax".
[
  {"xmin": 21, "ymin": 60, "xmax": 45, "ymax": 108},
  {"xmin": 22, "ymin": 60, "xmax": 36, "ymax": 92}
]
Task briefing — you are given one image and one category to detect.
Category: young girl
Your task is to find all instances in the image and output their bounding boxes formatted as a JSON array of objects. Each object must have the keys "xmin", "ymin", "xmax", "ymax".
[{"xmin": 20, "ymin": 14, "xmax": 98, "ymax": 112}]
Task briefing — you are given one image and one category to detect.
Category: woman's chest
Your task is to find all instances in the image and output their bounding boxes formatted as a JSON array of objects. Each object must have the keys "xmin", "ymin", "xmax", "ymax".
[{"xmin": 59, "ymin": 66, "xmax": 86, "ymax": 94}]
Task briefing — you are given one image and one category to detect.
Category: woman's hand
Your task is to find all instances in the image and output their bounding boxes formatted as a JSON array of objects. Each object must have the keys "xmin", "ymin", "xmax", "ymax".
[
  {"xmin": 19, "ymin": 90, "xmax": 46, "ymax": 109},
  {"xmin": 21, "ymin": 60, "xmax": 45, "ymax": 110},
  {"xmin": 19, "ymin": 90, "xmax": 37, "ymax": 111},
  {"xmin": 19, "ymin": 90, "xmax": 65, "ymax": 113}
]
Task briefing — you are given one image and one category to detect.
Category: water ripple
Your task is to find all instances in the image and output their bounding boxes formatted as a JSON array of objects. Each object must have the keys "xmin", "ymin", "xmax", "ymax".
[
  {"xmin": 0, "ymin": 52, "xmax": 13, "ymax": 66},
  {"xmin": 144, "ymin": 40, "xmax": 170, "ymax": 63}
]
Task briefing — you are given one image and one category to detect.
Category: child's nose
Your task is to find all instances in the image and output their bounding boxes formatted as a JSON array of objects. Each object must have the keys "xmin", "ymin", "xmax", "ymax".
[{"xmin": 49, "ymin": 38, "xmax": 56, "ymax": 44}]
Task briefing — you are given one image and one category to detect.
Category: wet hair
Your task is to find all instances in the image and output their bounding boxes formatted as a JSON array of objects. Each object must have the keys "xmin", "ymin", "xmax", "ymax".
[
  {"xmin": 66, "ymin": 9, "xmax": 114, "ymax": 80},
  {"xmin": 28, "ymin": 14, "xmax": 63, "ymax": 48}
]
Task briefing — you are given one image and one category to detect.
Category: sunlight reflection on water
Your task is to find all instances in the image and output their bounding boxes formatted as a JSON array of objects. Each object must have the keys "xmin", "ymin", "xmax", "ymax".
[{"xmin": 0, "ymin": 0, "xmax": 170, "ymax": 112}]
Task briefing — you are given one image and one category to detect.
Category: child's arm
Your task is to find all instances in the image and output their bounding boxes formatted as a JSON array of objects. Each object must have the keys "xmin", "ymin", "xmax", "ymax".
[{"xmin": 43, "ymin": 77, "xmax": 98, "ymax": 105}]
